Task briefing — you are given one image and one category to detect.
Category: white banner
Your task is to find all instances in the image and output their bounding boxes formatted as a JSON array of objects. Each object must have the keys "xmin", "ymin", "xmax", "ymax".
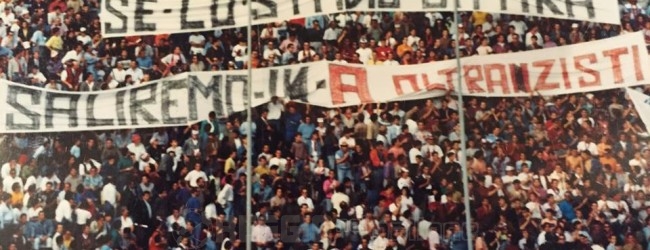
[
  {"xmin": 100, "ymin": 0, "xmax": 620, "ymax": 38},
  {"xmin": 627, "ymin": 88, "xmax": 650, "ymax": 133},
  {"xmin": 0, "ymin": 63, "xmax": 328, "ymax": 133},
  {"xmin": 324, "ymin": 32, "xmax": 650, "ymax": 106},
  {"xmin": 1, "ymin": 33, "xmax": 648, "ymax": 133}
]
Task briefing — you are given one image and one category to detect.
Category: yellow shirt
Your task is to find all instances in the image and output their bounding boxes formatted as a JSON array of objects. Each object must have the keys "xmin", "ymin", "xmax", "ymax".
[
  {"xmin": 46, "ymin": 35, "xmax": 63, "ymax": 51},
  {"xmin": 224, "ymin": 158, "xmax": 236, "ymax": 174},
  {"xmin": 11, "ymin": 191, "xmax": 23, "ymax": 206},
  {"xmin": 472, "ymin": 11, "xmax": 488, "ymax": 26},
  {"xmin": 254, "ymin": 165, "xmax": 269, "ymax": 177}
]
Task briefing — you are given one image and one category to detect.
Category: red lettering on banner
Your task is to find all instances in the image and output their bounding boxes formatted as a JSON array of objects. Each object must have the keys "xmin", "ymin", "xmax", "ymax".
[
  {"xmin": 438, "ymin": 68, "xmax": 456, "ymax": 90},
  {"xmin": 392, "ymin": 74, "xmax": 421, "ymax": 96},
  {"xmin": 560, "ymin": 58, "xmax": 572, "ymax": 89},
  {"xmin": 532, "ymin": 60, "xmax": 559, "ymax": 91},
  {"xmin": 574, "ymin": 53, "xmax": 601, "ymax": 88},
  {"xmin": 483, "ymin": 63, "xmax": 510, "ymax": 94},
  {"xmin": 602, "ymin": 47, "xmax": 628, "ymax": 84},
  {"xmin": 462, "ymin": 65, "xmax": 486, "ymax": 94},
  {"xmin": 632, "ymin": 45, "xmax": 644, "ymax": 81},
  {"xmin": 509, "ymin": 63, "xmax": 531, "ymax": 93},
  {"xmin": 329, "ymin": 64, "xmax": 374, "ymax": 105},
  {"xmin": 421, "ymin": 74, "xmax": 447, "ymax": 91}
]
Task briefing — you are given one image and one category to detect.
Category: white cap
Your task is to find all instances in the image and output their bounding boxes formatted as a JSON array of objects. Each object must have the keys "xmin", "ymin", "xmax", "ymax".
[
  {"xmin": 458, "ymin": 24, "xmax": 464, "ymax": 28},
  {"xmin": 21, "ymin": 9, "xmax": 29, "ymax": 16},
  {"xmin": 571, "ymin": 23, "xmax": 579, "ymax": 28},
  {"xmin": 191, "ymin": 130, "xmax": 199, "ymax": 135},
  {"xmin": 400, "ymin": 167, "xmax": 409, "ymax": 173},
  {"xmin": 505, "ymin": 166, "xmax": 515, "ymax": 171},
  {"xmin": 317, "ymin": 118, "xmax": 324, "ymax": 123},
  {"xmin": 80, "ymin": 27, "xmax": 86, "ymax": 32},
  {"xmin": 440, "ymin": 195, "xmax": 448, "ymax": 204},
  {"xmin": 50, "ymin": 50, "xmax": 58, "ymax": 57}
]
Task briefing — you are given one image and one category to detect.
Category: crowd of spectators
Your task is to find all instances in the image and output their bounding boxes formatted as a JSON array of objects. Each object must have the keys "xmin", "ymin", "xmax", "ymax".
[{"xmin": 2, "ymin": 0, "xmax": 650, "ymax": 250}]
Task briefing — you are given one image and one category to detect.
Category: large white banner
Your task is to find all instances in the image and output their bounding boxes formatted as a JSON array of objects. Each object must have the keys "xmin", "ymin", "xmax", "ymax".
[
  {"xmin": 323, "ymin": 32, "xmax": 650, "ymax": 105},
  {"xmin": 1, "ymin": 32, "xmax": 647, "ymax": 133},
  {"xmin": 0, "ymin": 64, "xmax": 328, "ymax": 133},
  {"xmin": 100, "ymin": 0, "xmax": 619, "ymax": 37}
]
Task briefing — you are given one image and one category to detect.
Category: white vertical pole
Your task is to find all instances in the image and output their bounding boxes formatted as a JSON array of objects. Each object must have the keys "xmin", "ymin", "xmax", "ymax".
[
  {"xmin": 453, "ymin": 4, "xmax": 474, "ymax": 249},
  {"xmin": 245, "ymin": 0, "xmax": 253, "ymax": 249}
]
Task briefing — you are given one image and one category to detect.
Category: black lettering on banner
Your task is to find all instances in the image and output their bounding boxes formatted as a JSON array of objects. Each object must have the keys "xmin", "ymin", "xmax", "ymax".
[
  {"xmin": 6, "ymin": 85, "xmax": 41, "ymax": 131},
  {"xmin": 291, "ymin": 0, "xmax": 323, "ymax": 14},
  {"xmin": 378, "ymin": 0, "xmax": 399, "ymax": 8},
  {"xmin": 251, "ymin": 0, "xmax": 277, "ymax": 20},
  {"xmin": 521, "ymin": 0, "xmax": 530, "ymax": 13},
  {"xmin": 45, "ymin": 93, "xmax": 80, "ymax": 128},
  {"xmin": 422, "ymin": 0, "xmax": 446, "ymax": 8},
  {"xmin": 268, "ymin": 69, "xmax": 278, "ymax": 97},
  {"xmin": 211, "ymin": 0, "xmax": 236, "ymax": 26},
  {"xmin": 161, "ymin": 79, "xmax": 189, "ymax": 124},
  {"xmin": 104, "ymin": 0, "xmax": 128, "ymax": 34},
  {"xmin": 314, "ymin": 0, "xmax": 323, "ymax": 12},
  {"xmin": 181, "ymin": 0, "xmax": 205, "ymax": 29},
  {"xmin": 283, "ymin": 66, "xmax": 309, "ymax": 101},
  {"xmin": 188, "ymin": 75, "xmax": 225, "ymax": 120},
  {"xmin": 225, "ymin": 75, "xmax": 247, "ymax": 115},
  {"xmin": 129, "ymin": 84, "xmax": 160, "ymax": 125},
  {"xmin": 536, "ymin": 0, "xmax": 563, "ymax": 16},
  {"xmin": 566, "ymin": 0, "xmax": 595, "ymax": 18},
  {"xmin": 336, "ymin": 0, "xmax": 345, "ymax": 10},
  {"xmin": 135, "ymin": 0, "xmax": 156, "ymax": 31},
  {"xmin": 473, "ymin": 0, "xmax": 479, "ymax": 9},
  {"xmin": 345, "ymin": 0, "xmax": 362, "ymax": 9},
  {"xmin": 501, "ymin": 0, "xmax": 507, "ymax": 10},
  {"xmin": 116, "ymin": 90, "xmax": 127, "ymax": 126},
  {"xmin": 86, "ymin": 94, "xmax": 114, "ymax": 127},
  {"xmin": 292, "ymin": 0, "xmax": 300, "ymax": 14}
]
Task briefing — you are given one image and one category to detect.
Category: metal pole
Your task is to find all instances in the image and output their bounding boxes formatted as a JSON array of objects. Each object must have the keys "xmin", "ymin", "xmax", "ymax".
[
  {"xmin": 453, "ymin": 4, "xmax": 474, "ymax": 248},
  {"xmin": 245, "ymin": 0, "xmax": 253, "ymax": 249}
]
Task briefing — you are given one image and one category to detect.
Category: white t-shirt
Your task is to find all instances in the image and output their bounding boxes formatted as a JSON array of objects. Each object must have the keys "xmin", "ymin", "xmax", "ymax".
[
  {"xmin": 120, "ymin": 216, "xmax": 134, "ymax": 231},
  {"xmin": 428, "ymin": 230, "xmax": 441, "ymax": 250},
  {"xmin": 184, "ymin": 170, "xmax": 208, "ymax": 188},
  {"xmin": 297, "ymin": 196, "xmax": 314, "ymax": 210},
  {"xmin": 267, "ymin": 102, "xmax": 284, "ymax": 120},
  {"xmin": 75, "ymin": 208, "xmax": 92, "ymax": 225},
  {"xmin": 101, "ymin": 183, "xmax": 118, "ymax": 206},
  {"xmin": 189, "ymin": 34, "xmax": 206, "ymax": 55},
  {"xmin": 356, "ymin": 47, "xmax": 373, "ymax": 64}
]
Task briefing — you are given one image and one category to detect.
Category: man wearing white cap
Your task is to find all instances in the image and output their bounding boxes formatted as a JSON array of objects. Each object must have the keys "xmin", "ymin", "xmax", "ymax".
[
  {"xmin": 76, "ymin": 27, "xmax": 91, "ymax": 45},
  {"xmin": 502, "ymin": 165, "xmax": 518, "ymax": 186},
  {"xmin": 355, "ymin": 38, "xmax": 372, "ymax": 64},
  {"xmin": 138, "ymin": 153, "xmax": 158, "ymax": 172},
  {"xmin": 182, "ymin": 130, "xmax": 201, "ymax": 161}
]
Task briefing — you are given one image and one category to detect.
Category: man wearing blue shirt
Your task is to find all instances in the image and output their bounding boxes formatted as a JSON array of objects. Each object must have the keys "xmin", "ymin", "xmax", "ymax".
[
  {"xmin": 335, "ymin": 142, "xmax": 353, "ymax": 183},
  {"xmin": 298, "ymin": 214, "xmax": 319, "ymax": 245}
]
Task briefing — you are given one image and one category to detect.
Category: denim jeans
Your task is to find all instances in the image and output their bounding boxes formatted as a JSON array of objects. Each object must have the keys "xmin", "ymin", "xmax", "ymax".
[
  {"xmin": 321, "ymin": 198, "xmax": 333, "ymax": 212},
  {"xmin": 337, "ymin": 167, "xmax": 352, "ymax": 183},
  {"xmin": 223, "ymin": 202, "xmax": 233, "ymax": 221},
  {"xmin": 327, "ymin": 155, "xmax": 336, "ymax": 170}
]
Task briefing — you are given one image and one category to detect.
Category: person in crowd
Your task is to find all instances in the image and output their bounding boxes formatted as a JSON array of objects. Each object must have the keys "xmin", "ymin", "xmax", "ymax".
[{"xmin": 1, "ymin": 5, "xmax": 650, "ymax": 250}]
